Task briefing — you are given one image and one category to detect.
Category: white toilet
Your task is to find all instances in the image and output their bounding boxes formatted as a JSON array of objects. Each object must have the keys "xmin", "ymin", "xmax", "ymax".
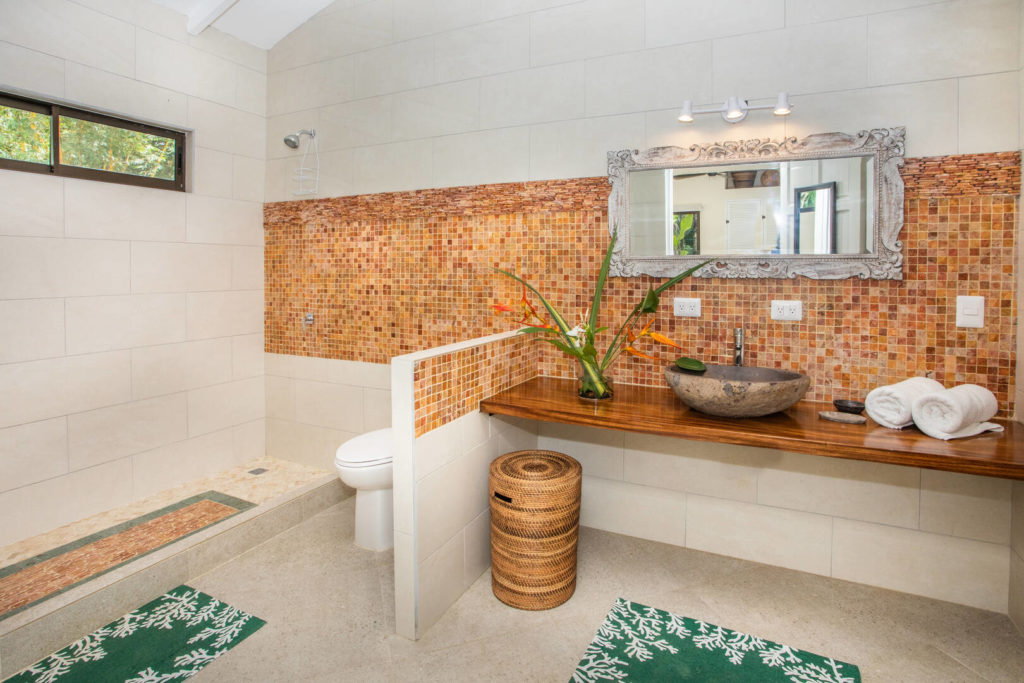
[{"xmin": 334, "ymin": 428, "xmax": 394, "ymax": 551}]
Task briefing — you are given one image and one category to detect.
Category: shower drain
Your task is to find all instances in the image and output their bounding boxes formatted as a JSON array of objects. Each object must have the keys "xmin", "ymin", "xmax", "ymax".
[{"xmin": 247, "ymin": 468, "xmax": 268, "ymax": 475}]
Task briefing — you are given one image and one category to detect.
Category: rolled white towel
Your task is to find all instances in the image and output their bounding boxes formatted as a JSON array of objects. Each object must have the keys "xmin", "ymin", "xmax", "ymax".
[
  {"xmin": 865, "ymin": 377, "xmax": 944, "ymax": 429},
  {"xmin": 911, "ymin": 384, "xmax": 1004, "ymax": 440}
]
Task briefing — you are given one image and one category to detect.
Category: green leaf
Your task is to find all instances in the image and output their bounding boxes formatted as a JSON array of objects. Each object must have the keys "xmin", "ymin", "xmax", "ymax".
[
  {"xmin": 517, "ymin": 326, "xmax": 558, "ymax": 335},
  {"xmin": 542, "ymin": 338, "xmax": 582, "ymax": 359},
  {"xmin": 589, "ymin": 229, "xmax": 617, "ymax": 332},
  {"xmin": 652, "ymin": 260, "xmax": 712, "ymax": 297},
  {"xmin": 674, "ymin": 357, "xmax": 707, "ymax": 373},
  {"xmin": 639, "ymin": 287, "xmax": 659, "ymax": 314}
]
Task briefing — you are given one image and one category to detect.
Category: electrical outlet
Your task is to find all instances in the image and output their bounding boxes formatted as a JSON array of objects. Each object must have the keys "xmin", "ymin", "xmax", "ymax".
[
  {"xmin": 771, "ymin": 300, "xmax": 802, "ymax": 321},
  {"xmin": 673, "ymin": 297, "xmax": 701, "ymax": 317}
]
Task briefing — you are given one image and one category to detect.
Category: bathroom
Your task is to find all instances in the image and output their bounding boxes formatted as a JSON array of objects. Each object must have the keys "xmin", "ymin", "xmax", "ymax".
[{"xmin": 1, "ymin": 0, "xmax": 1024, "ymax": 680}]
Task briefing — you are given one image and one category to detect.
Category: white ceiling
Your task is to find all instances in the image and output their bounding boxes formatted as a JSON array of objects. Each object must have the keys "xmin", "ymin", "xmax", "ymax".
[{"xmin": 153, "ymin": 0, "xmax": 334, "ymax": 50}]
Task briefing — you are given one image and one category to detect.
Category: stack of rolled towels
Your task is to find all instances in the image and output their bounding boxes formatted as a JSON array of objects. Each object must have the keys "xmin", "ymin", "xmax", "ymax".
[{"xmin": 864, "ymin": 377, "xmax": 1003, "ymax": 440}]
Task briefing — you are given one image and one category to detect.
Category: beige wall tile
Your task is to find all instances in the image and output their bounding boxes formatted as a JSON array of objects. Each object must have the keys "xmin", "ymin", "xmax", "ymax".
[
  {"xmin": 1013, "ymin": 482, "xmax": 1024, "ymax": 556},
  {"xmin": 686, "ymin": 494, "xmax": 833, "ymax": 576},
  {"xmin": 868, "ymin": 0, "xmax": 1017, "ymax": 86},
  {"xmin": 136, "ymin": 29, "xmax": 238, "ymax": 106},
  {"xmin": 0, "ymin": 41, "xmax": 65, "ymax": 98},
  {"xmin": 0, "ymin": 457, "xmax": 133, "ymax": 547},
  {"xmin": 756, "ymin": 451, "xmax": 920, "ymax": 528},
  {"xmin": 131, "ymin": 242, "xmax": 233, "ymax": 293},
  {"xmin": 0, "ymin": 237, "xmax": 129, "ymax": 299},
  {"xmin": 191, "ymin": 147, "xmax": 234, "ymax": 199},
  {"xmin": 0, "ymin": 0, "xmax": 135, "ymax": 77},
  {"xmin": 585, "ymin": 43, "xmax": 712, "ymax": 117},
  {"xmin": 131, "ymin": 429, "xmax": 236, "ymax": 499},
  {"xmin": 785, "ymin": 0, "xmax": 940, "ymax": 25},
  {"xmin": 581, "ymin": 476, "xmax": 686, "ymax": 547},
  {"xmin": 68, "ymin": 394, "xmax": 187, "ymax": 470},
  {"xmin": 832, "ymin": 518, "xmax": 1009, "ymax": 612},
  {"xmin": 325, "ymin": 358, "xmax": 391, "ymax": 389},
  {"xmin": 350, "ymin": 39, "xmax": 431, "ymax": 100},
  {"xmin": 186, "ymin": 195, "xmax": 263, "ymax": 246},
  {"xmin": 265, "ymin": 375, "xmax": 296, "ymax": 420},
  {"xmin": 64, "ymin": 62, "xmax": 189, "ymax": 127},
  {"xmin": 414, "ymin": 418, "xmax": 461, "ymax": 481},
  {"xmin": 391, "ymin": 81, "xmax": 478, "ymax": 142},
  {"xmin": 65, "ymin": 294, "xmax": 187, "ymax": 354},
  {"xmin": 479, "ymin": 62, "xmax": 584, "ymax": 128},
  {"xmin": 417, "ymin": 437, "xmax": 497, "ymax": 562},
  {"xmin": 188, "ymin": 97, "xmax": 266, "ymax": 157},
  {"xmin": 0, "ymin": 351, "xmax": 131, "ymax": 429},
  {"xmin": 1010, "ymin": 548, "xmax": 1024, "ymax": 633},
  {"xmin": 65, "ymin": 179, "xmax": 186, "ymax": 241},
  {"xmin": 131, "ymin": 338, "xmax": 232, "ymax": 399},
  {"xmin": 645, "ymin": 0, "xmax": 783, "ymax": 48},
  {"xmin": 234, "ymin": 65, "xmax": 267, "ymax": 116},
  {"xmin": 0, "ymin": 418, "xmax": 68, "ymax": 493},
  {"xmin": 432, "ymin": 129, "xmax": 528, "ymax": 190},
  {"xmin": 231, "ymin": 334, "xmax": 265, "ymax": 379},
  {"xmin": 265, "ymin": 417, "xmax": 350, "ymax": 470},
  {"xmin": 537, "ymin": 422, "xmax": 624, "ymax": 480},
  {"xmin": 920, "ymin": 470, "xmax": 1011, "ymax": 544},
  {"xmin": 186, "ymin": 290, "xmax": 263, "ymax": 339},
  {"xmin": 417, "ymin": 531, "xmax": 466, "ymax": 635},
  {"xmin": 434, "ymin": 16, "xmax": 530, "ymax": 83},
  {"xmin": 187, "ymin": 376, "xmax": 265, "ymax": 437},
  {"xmin": 231, "ymin": 156, "xmax": 266, "ymax": 202},
  {"xmin": 529, "ymin": 113, "xmax": 646, "ymax": 182},
  {"xmin": 364, "ymin": 388, "xmax": 392, "ymax": 431},
  {"xmin": 317, "ymin": 96, "xmax": 393, "ymax": 151},
  {"xmin": 713, "ymin": 17, "xmax": 867, "ymax": 100},
  {"xmin": 232, "ymin": 418, "xmax": 266, "ymax": 463},
  {"xmin": 0, "ymin": 170, "xmax": 63, "ymax": 238},
  {"xmin": 464, "ymin": 508, "xmax": 491, "ymax": 590},
  {"xmin": 958, "ymin": 71, "xmax": 1020, "ymax": 154},
  {"xmin": 623, "ymin": 434, "xmax": 763, "ymax": 502},
  {"xmin": 231, "ymin": 246, "xmax": 264, "ymax": 290},
  {"xmin": 268, "ymin": 56, "xmax": 355, "ymax": 115},
  {"xmin": 293, "ymin": 379, "xmax": 364, "ymax": 432},
  {"xmin": 530, "ymin": 0, "xmax": 644, "ymax": 66},
  {"xmin": 0, "ymin": 299, "xmax": 65, "ymax": 363}
]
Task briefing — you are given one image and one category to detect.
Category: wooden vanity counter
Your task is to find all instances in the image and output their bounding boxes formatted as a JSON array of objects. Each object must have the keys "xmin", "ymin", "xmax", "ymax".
[{"xmin": 480, "ymin": 376, "xmax": 1024, "ymax": 480}]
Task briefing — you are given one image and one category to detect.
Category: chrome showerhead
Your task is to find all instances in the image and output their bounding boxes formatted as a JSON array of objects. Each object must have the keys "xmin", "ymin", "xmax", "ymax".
[{"xmin": 283, "ymin": 128, "xmax": 315, "ymax": 149}]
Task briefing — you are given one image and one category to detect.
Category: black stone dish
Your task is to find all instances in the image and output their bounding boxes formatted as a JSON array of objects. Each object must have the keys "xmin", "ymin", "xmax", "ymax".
[{"xmin": 833, "ymin": 399, "xmax": 865, "ymax": 414}]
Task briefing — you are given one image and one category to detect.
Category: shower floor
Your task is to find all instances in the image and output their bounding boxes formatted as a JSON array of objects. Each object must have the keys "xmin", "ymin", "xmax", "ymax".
[{"xmin": 0, "ymin": 457, "xmax": 330, "ymax": 623}]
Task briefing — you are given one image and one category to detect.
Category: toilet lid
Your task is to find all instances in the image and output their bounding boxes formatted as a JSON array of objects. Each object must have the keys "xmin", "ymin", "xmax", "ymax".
[{"xmin": 335, "ymin": 428, "xmax": 393, "ymax": 467}]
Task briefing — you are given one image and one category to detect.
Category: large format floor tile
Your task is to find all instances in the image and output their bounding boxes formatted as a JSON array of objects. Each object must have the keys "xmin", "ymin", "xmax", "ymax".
[{"xmin": 191, "ymin": 499, "xmax": 1024, "ymax": 682}]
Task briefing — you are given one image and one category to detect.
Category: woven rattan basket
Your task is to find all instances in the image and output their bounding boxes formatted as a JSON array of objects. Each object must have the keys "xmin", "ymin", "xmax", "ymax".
[{"xmin": 489, "ymin": 449, "xmax": 582, "ymax": 610}]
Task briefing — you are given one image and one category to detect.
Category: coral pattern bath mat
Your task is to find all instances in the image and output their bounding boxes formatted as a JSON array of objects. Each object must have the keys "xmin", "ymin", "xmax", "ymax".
[
  {"xmin": 572, "ymin": 598, "xmax": 861, "ymax": 682},
  {"xmin": 3, "ymin": 585, "xmax": 265, "ymax": 682}
]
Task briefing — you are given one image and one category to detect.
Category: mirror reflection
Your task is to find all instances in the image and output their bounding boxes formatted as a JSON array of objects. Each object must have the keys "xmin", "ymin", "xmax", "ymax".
[{"xmin": 628, "ymin": 156, "xmax": 874, "ymax": 258}]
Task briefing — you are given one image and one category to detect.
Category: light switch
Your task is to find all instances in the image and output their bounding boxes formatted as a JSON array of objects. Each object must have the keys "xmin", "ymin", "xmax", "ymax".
[{"xmin": 956, "ymin": 295, "xmax": 984, "ymax": 328}]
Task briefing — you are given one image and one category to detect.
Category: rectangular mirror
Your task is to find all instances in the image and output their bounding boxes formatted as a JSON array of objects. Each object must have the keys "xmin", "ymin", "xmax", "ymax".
[{"xmin": 608, "ymin": 128, "xmax": 906, "ymax": 279}]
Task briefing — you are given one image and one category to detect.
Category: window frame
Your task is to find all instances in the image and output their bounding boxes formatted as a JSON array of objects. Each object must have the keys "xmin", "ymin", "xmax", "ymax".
[{"xmin": 0, "ymin": 92, "xmax": 186, "ymax": 192}]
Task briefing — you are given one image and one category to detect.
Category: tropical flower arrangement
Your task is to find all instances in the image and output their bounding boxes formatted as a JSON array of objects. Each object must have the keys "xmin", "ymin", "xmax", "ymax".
[{"xmin": 494, "ymin": 232, "xmax": 706, "ymax": 399}]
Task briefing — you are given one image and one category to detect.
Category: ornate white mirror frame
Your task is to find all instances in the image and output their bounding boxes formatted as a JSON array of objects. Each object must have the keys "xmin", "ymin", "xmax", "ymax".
[{"xmin": 607, "ymin": 127, "xmax": 906, "ymax": 279}]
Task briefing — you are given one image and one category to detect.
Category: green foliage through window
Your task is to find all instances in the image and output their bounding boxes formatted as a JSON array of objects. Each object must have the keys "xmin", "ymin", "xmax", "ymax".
[
  {"xmin": 0, "ymin": 105, "xmax": 51, "ymax": 165},
  {"xmin": 60, "ymin": 117, "xmax": 176, "ymax": 180},
  {"xmin": 0, "ymin": 93, "xmax": 184, "ymax": 191}
]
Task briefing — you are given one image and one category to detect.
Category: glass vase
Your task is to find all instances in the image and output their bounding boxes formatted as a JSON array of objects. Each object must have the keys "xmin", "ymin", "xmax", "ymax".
[{"xmin": 577, "ymin": 360, "xmax": 613, "ymax": 400}]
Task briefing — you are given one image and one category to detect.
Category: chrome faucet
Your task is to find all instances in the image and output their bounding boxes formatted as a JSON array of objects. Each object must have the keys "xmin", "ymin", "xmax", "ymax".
[{"xmin": 734, "ymin": 328, "xmax": 744, "ymax": 366}]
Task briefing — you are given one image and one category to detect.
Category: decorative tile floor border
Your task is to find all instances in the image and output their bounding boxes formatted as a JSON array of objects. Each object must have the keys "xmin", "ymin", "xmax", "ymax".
[{"xmin": 0, "ymin": 491, "xmax": 254, "ymax": 622}]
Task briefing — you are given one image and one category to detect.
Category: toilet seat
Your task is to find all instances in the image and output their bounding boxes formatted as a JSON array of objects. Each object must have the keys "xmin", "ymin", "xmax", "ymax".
[{"xmin": 334, "ymin": 429, "xmax": 394, "ymax": 469}]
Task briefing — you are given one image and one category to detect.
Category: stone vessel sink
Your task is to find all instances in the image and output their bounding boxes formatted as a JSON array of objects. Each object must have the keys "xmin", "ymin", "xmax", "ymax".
[{"xmin": 665, "ymin": 364, "xmax": 810, "ymax": 418}]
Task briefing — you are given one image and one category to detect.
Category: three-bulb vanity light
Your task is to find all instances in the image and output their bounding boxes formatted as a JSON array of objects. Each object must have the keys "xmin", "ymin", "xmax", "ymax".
[{"xmin": 678, "ymin": 93, "xmax": 792, "ymax": 124}]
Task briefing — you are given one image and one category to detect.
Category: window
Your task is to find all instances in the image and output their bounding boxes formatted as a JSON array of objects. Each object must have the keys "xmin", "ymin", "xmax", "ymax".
[{"xmin": 0, "ymin": 92, "xmax": 186, "ymax": 191}]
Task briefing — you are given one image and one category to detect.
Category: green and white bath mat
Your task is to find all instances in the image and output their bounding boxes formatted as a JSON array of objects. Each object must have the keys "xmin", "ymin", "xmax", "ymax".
[
  {"xmin": 4, "ymin": 585, "xmax": 265, "ymax": 683},
  {"xmin": 572, "ymin": 598, "xmax": 860, "ymax": 682}
]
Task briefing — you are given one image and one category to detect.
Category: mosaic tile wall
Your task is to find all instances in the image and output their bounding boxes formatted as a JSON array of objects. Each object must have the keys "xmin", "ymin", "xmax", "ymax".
[
  {"xmin": 412, "ymin": 335, "xmax": 538, "ymax": 436},
  {"xmin": 265, "ymin": 151, "xmax": 1019, "ymax": 416}
]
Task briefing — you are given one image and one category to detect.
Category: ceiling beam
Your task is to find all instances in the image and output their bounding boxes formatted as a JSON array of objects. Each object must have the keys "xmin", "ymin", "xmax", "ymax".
[{"xmin": 186, "ymin": 0, "xmax": 241, "ymax": 35}]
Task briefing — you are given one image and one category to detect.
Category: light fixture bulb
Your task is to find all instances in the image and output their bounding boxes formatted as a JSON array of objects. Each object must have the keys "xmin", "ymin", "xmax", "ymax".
[
  {"xmin": 677, "ymin": 101, "xmax": 694, "ymax": 123},
  {"xmin": 724, "ymin": 97, "xmax": 745, "ymax": 122},
  {"xmin": 773, "ymin": 92, "xmax": 792, "ymax": 116}
]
